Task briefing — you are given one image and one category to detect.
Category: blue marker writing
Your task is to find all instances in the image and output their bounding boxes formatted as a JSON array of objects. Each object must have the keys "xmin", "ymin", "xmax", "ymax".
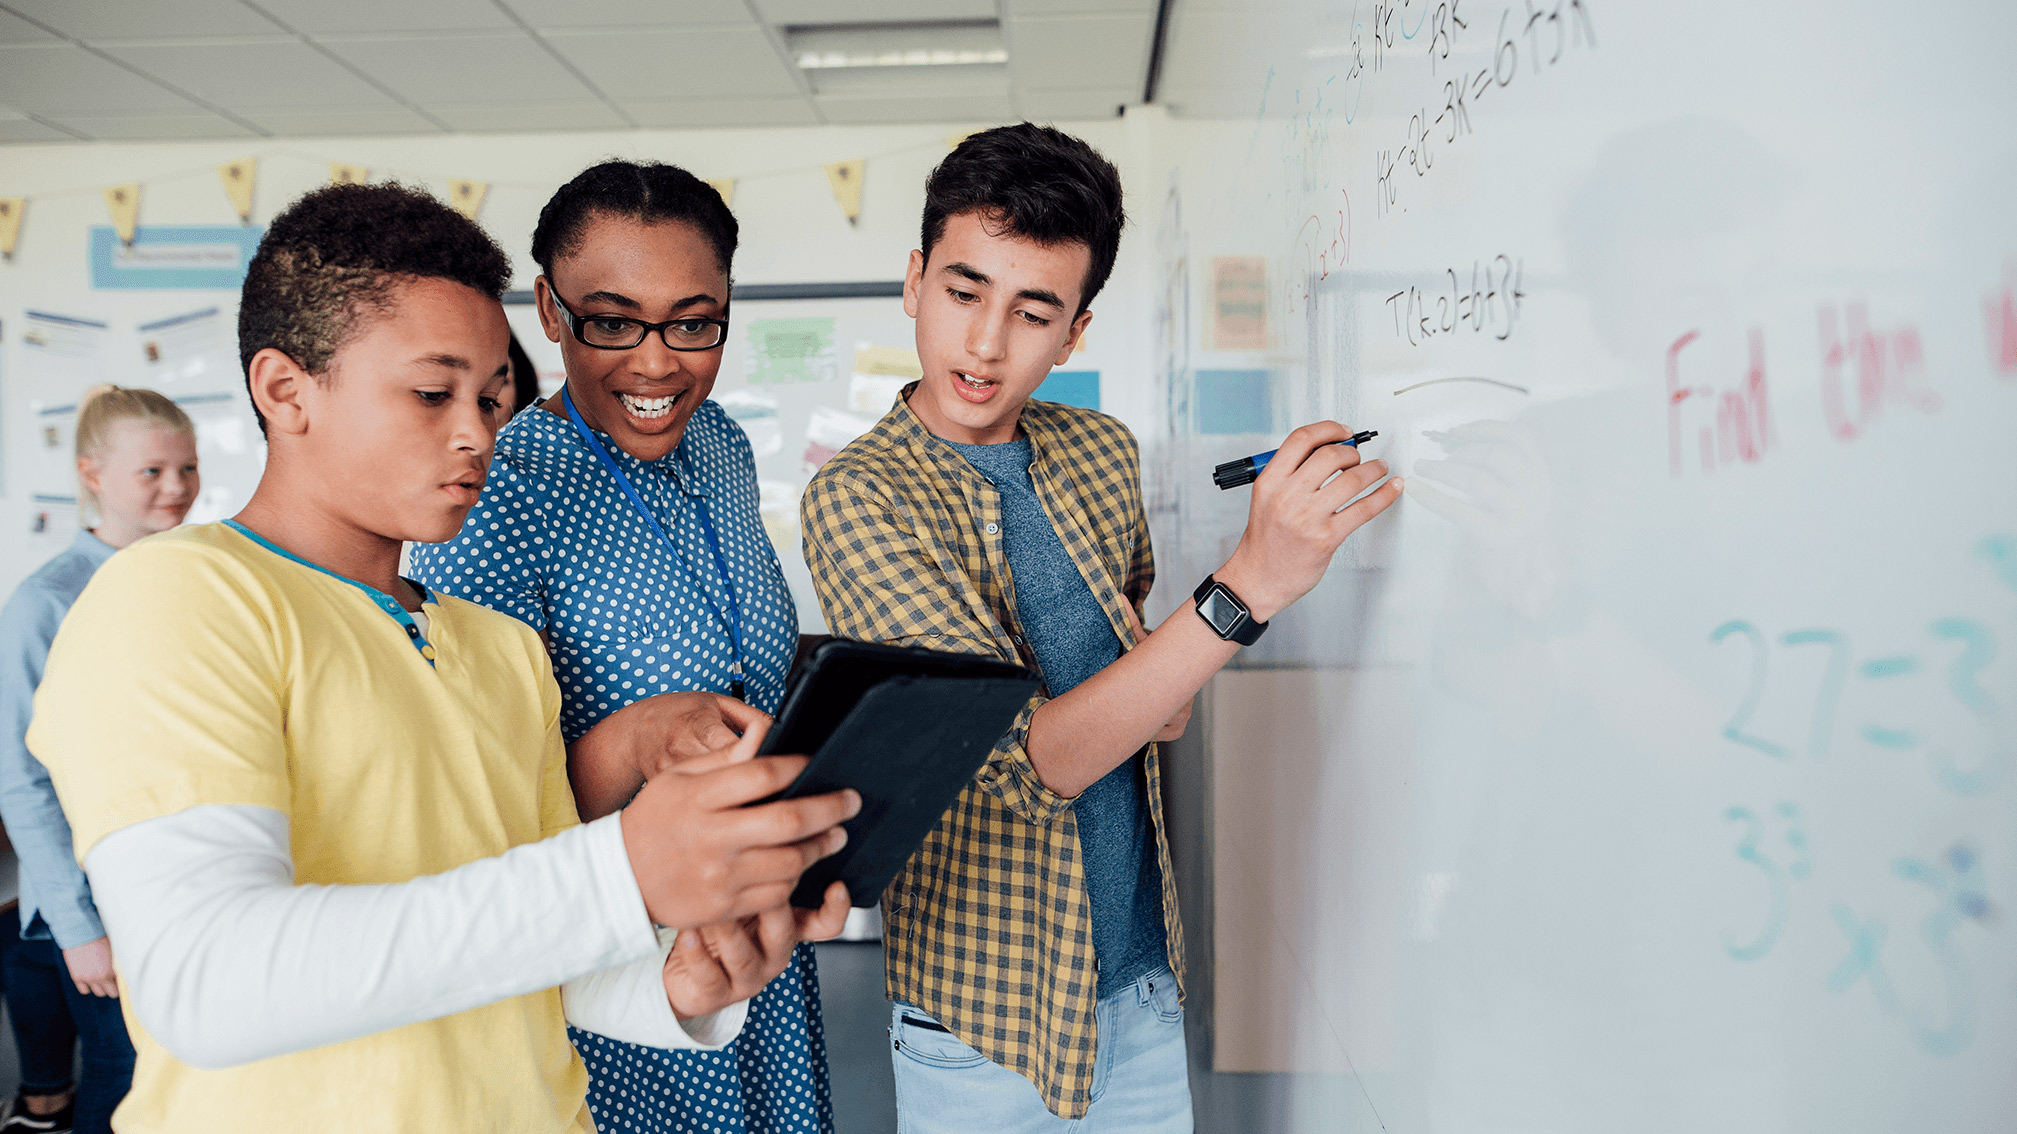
[{"xmin": 1214, "ymin": 430, "xmax": 1377, "ymax": 490}]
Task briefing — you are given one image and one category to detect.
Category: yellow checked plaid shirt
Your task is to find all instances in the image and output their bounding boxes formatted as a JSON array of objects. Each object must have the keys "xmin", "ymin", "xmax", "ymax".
[{"xmin": 801, "ymin": 386, "xmax": 1186, "ymax": 1118}]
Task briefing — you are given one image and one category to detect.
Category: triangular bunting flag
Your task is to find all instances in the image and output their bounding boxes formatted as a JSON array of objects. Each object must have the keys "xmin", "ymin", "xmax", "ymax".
[
  {"xmin": 823, "ymin": 159, "xmax": 864, "ymax": 225},
  {"xmin": 104, "ymin": 183, "xmax": 140, "ymax": 245},
  {"xmin": 946, "ymin": 131, "xmax": 977, "ymax": 150},
  {"xmin": 329, "ymin": 163, "xmax": 369, "ymax": 187},
  {"xmin": 0, "ymin": 197, "xmax": 22, "ymax": 259},
  {"xmin": 446, "ymin": 179, "xmax": 488, "ymax": 220},
  {"xmin": 706, "ymin": 178, "xmax": 735, "ymax": 207},
  {"xmin": 218, "ymin": 157, "xmax": 256, "ymax": 223}
]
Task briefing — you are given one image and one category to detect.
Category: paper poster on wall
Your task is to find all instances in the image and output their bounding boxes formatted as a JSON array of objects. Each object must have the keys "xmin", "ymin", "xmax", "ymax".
[
  {"xmin": 801, "ymin": 406, "xmax": 878, "ymax": 475},
  {"xmin": 21, "ymin": 311, "xmax": 115, "ymax": 529},
  {"xmin": 1034, "ymin": 369, "xmax": 1099, "ymax": 410},
  {"xmin": 90, "ymin": 226, "xmax": 264, "ymax": 290},
  {"xmin": 140, "ymin": 308, "xmax": 265, "ymax": 523},
  {"xmin": 714, "ymin": 388, "xmax": 784, "ymax": 458},
  {"xmin": 1210, "ymin": 256, "xmax": 1268, "ymax": 350},
  {"xmin": 1195, "ymin": 369, "xmax": 1272, "ymax": 434},
  {"xmin": 847, "ymin": 343, "xmax": 920, "ymax": 414},
  {"xmin": 757, "ymin": 478, "xmax": 802, "ymax": 553},
  {"xmin": 746, "ymin": 317, "xmax": 837, "ymax": 385}
]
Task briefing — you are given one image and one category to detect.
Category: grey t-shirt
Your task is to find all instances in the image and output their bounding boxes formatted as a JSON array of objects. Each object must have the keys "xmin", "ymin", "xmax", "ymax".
[{"xmin": 947, "ymin": 436, "xmax": 1167, "ymax": 996}]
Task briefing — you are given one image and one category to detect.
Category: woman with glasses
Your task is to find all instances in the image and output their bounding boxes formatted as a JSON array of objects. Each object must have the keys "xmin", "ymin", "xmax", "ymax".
[{"xmin": 410, "ymin": 161, "xmax": 830, "ymax": 1134}]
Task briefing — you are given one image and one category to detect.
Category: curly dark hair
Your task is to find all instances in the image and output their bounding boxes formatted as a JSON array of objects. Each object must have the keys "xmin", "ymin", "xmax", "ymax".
[
  {"xmin": 238, "ymin": 181, "xmax": 511, "ymax": 432},
  {"xmin": 921, "ymin": 124, "xmax": 1125, "ymax": 315},
  {"xmin": 531, "ymin": 160, "xmax": 737, "ymax": 281}
]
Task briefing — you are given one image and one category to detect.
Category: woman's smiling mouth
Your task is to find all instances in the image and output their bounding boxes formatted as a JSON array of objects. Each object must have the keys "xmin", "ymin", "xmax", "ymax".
[{"xmin": 617, "ymin": 391, "xmax": 683, "ymax": 420}]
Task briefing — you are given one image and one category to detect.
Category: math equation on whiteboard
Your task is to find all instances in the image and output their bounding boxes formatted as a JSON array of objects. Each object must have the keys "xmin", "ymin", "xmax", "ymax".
[
  {"xmin": 1709, "ymin": 534, "xmax": 2013, "ymax": 1058},
  {"xmin": 1385, "ymin": 254, "xmax": 1526, "ymax": 346}
]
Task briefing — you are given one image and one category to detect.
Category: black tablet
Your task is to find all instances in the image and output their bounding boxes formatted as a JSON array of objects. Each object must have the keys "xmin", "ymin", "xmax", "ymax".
[{"xmin": 758, "ymin": 640, "xmax": 1040, "ymax": 908}]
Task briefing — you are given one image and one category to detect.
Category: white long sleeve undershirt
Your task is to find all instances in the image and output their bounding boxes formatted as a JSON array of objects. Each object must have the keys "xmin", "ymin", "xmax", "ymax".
[{"xmin": 82, "ymin": 804, "xmax": 746, "ymax": 1070}]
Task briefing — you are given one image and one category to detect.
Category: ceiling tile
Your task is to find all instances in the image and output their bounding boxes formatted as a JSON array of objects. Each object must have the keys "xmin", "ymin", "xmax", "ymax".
[
  {"xmin": 44, "ymin": 109, "xmax": 258, "ymax": 139},
  {"xmin": 0, "ymin": 43, "xmax": 197, "ymax": 114},
  {"xmin": 251, "ymin": 0, "xmax": 517, "ymax": 34},
  {"xmin": 1005, "ymin": 12, "xmax": 1151, "ymax": 89},
  {"xmin": 100, "ymin": 39, "xmax": 403, "ymax": 111},
  {"xmin": 813, "ymin": 91, "xmax": 1014, "ymax": 125},
  {"xmin": 500, "ymin": 0, "xmax": 755, "ymax": 29},
  {"xmin": 620, "ymin": 96, "xmax": 819, "ymax": 128},
  {"xmin": 427, "ymin": 100, "xmax": 628, "ymax": 132},
  {"xmin": 2, "ymin": 0, "xmax": 283, "ymax": 39},
  {"xmin": 808, "ymin": 66, "xmax": 1008, "ymax": 97},
  {"xmin": 1015, "ymin": 87, "xmax": 1131, "ymax": 121},
  {"xmin": 1004, "ymin": 0, "xmax": 1154, "ymax": 12},
  {"xmin": 236, "ymin": 105, "xmax": 442, "ymax": 135},
  {"xmin": 754, "ymin": 0, "xmax": 997, "ymax": 23},
  {"xmin": 0, "ymin": 8, "xmax": 59, "ymax": 42},
  {"xmin": 1159, "ymin": 9, "xmax": 1277, "ymax": 105},
  {"xmin": 1159, "ymin": 86, "xmax": 1266, "ymax": 118},
  {"xmin": 543, "ymin": 27, "xmax": 801, "ymax": 100},
  {"xmin": 0, "ymin": 116, "xmax": 76, "ymax": 142},
  {"xmin": 322, "ymin": 32, "xmax": 598, "ymax": 105}
]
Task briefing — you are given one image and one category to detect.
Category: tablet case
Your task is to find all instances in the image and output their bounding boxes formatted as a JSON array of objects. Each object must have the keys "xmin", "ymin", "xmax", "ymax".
[
  {"xmin": 762, "ymin": 639, "xmax": 1032, "ymax": 760},
  {"xmin": 782, "ymin": 673, "xmax": 1039, "ymax": 908}
]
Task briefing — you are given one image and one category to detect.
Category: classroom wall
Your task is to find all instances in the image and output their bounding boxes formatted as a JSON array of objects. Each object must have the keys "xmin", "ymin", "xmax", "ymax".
[{"xmin": 0, "ymin": 110, "xmax": 1173, "ymax": 595}]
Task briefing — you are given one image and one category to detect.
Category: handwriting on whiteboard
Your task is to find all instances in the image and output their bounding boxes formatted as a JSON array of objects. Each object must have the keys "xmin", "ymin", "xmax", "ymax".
[
  {"xmin": 1986, "ymin": 261, "xmax": 2017, "ymax": 376},
  {"xmin": 1708, "ymin": 616, "xmax": 2007, "ymax": 793},
  {"xmin": 1667, "ymin": 328, "xmax": 1776, "ymax": 476},
  {"xmin": 1712, "ymin": 541, "xmax": 2010, "ymax": 1054},
  {"xmin": 1375, "ymin": 0, "xmax": 1597, "ymax": 218},
  {"xmin": 1383, "ymin": 254, "xmax": 1527, "ymax": 345},
  {"xmin": 1818, "ymin": 301, "xmax": 1941, "ymax": 440}
]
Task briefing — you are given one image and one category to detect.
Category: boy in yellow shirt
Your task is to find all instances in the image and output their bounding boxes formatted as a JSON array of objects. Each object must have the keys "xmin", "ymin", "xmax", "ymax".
[{"xmin": 28, "ymin": 182, "xmax": 856, "ymax": 1134}]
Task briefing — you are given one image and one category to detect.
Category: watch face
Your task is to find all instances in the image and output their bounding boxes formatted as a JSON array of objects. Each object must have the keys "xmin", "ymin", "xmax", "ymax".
[{"xmin": 1199, "ymin": 587, "xmax": 1245, "ymax": 636}]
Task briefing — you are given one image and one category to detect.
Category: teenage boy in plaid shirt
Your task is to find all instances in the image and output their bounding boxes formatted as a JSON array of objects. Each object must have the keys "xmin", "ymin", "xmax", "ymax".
[{"xmin": 802, "ymin": 124, "xmax": 1403, "ymax": 1130}]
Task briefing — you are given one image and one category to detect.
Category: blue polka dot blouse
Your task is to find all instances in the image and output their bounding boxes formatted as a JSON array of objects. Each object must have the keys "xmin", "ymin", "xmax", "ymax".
[{"xmin": 410, "ymin": 400, "xmax": 832, "ymax": 1134}]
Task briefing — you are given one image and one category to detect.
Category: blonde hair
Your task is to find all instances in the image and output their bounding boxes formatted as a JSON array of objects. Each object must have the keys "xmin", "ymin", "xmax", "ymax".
[{"xmin": 75, "ymin": 384, "xmax": 194, "ymax": 516}]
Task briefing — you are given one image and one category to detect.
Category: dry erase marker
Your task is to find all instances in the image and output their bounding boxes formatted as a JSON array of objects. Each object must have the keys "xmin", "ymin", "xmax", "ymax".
[{"xmin": 1213, "ymin": 430, "xmax": 1378, "ymax": 490}]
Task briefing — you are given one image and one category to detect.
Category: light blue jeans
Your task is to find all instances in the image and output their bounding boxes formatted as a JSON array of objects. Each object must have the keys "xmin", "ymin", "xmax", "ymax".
[{"xmin": 890, "ymin": 966, "xmax": 1193, "ymax": 1133}]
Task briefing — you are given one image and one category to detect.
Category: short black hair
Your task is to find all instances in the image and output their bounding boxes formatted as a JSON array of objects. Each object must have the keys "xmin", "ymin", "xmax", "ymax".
[
  {"xmin": 530, "ymin": 160, "xmax": 738, "ymax": 281},
  {"xmin": 506, "ymin": 329, "xmax": 539, "ymax": 415},
  {"xmin": 238, "ymin": 182, "xmax": 510, "ymax": 432},
  {"xmin": 921, "ymin": 123, "xmax": 1125, "ymax": 315}
]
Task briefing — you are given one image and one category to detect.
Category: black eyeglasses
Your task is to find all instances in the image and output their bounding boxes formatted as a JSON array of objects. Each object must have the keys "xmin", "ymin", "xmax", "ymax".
[{"xmin": 549, "ymin": 288, "xmax": 730, "ymax": 351}]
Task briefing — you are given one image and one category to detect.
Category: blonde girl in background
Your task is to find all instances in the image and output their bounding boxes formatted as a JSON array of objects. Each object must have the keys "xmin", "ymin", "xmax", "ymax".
[{"xmin": 0, "ymin": 386, "xmax": 197, "ymax": 1134}]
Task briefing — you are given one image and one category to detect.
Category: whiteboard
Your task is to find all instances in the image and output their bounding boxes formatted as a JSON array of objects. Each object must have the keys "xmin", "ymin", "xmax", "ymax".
[{"xmin": 1150, "ymin": 2, "xmax": 2017, "ymax": 1131}]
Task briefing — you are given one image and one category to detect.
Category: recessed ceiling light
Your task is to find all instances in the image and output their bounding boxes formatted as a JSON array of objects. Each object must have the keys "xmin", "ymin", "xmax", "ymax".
[{"xmin": 786, "ymin": 20, "xmax": 1006, "ymax": 73}]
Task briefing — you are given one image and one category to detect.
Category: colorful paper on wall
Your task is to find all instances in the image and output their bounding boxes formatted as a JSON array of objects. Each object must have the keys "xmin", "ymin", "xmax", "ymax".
[
  {"xmin": 89, "ymin": 226, "xmax": 265, "ymax": 290},
  {"xmin": 140, "ymin": 307, "xmax": 263, "ymax": 524},
  {"xmin": 103, "ymin": 183, "xmax": 140, "ymax": 245},
  {"xmin": 1195, "ymin": 369, "xmax": 1272, "ymax": 435},
  {"xmin": 824, "ymin": 159, "xmax": 865, "ymax": 224},
  {"xmin": 714, "ymin": 388, "xmax": 783, "ymax": 458},
  {"xmin": 848, "ymin": 344, "xmax": 921, "ymax": 413},
  {"xmin": 217, "ymin": 159, "xmax": 256, "ymax": 223},
  {"xmin": 329, "ymin": 163, "xmax": 369, "ymax": 186},
  {"xmin": 801, "ymin": 406, "xmax": 878, "ymax": 475},
  {"xmin": 1035, "ymin": 370, "xmax": 1100, "ymax": 411},
  {"xmin": 757, "ymin": 478, "xmax": 800, "ymax": 552},
  {"xmin": 446, "ymin": 179, "xmax": 487, "ymax": 220},
  {"xmin": 707, "ymin": 178, "xmax": 735, "ymax": 206},
  {"xmin": 0, "ymin": 197, "xmax": 24, "ymax": 257},
  {"xmin": 746, "ymin": 317, "xmax": 837, "ymax": 385},
  {"xmin": 1211, "ymin": 256, "xmax": 1268, "ymax": 350},
  {"xmin": 20, "ymin": 310, "xmax": 113, "ymax": 530}
]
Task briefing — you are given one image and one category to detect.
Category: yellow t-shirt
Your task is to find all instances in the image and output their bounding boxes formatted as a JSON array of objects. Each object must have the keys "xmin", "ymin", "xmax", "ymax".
[{"xmin": 29, "ymin": 522, "xmax": 592, "ymax": 1134}]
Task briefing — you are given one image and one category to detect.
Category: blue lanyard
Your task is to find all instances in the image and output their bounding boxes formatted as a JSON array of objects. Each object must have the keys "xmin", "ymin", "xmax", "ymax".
[
  {"xmin": 559, "ymin": 390, "xmax": 747, "ymax": 697},
  {"xmin": 223, "ymin": 519, "xmax": 438, "ymax": 667}
]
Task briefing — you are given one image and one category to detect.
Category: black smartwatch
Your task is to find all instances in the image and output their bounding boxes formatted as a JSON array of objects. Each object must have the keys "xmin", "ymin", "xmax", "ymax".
[{"xmin": 1192, "ymin": 575, "xmax": 1268, "ymax": 646}]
